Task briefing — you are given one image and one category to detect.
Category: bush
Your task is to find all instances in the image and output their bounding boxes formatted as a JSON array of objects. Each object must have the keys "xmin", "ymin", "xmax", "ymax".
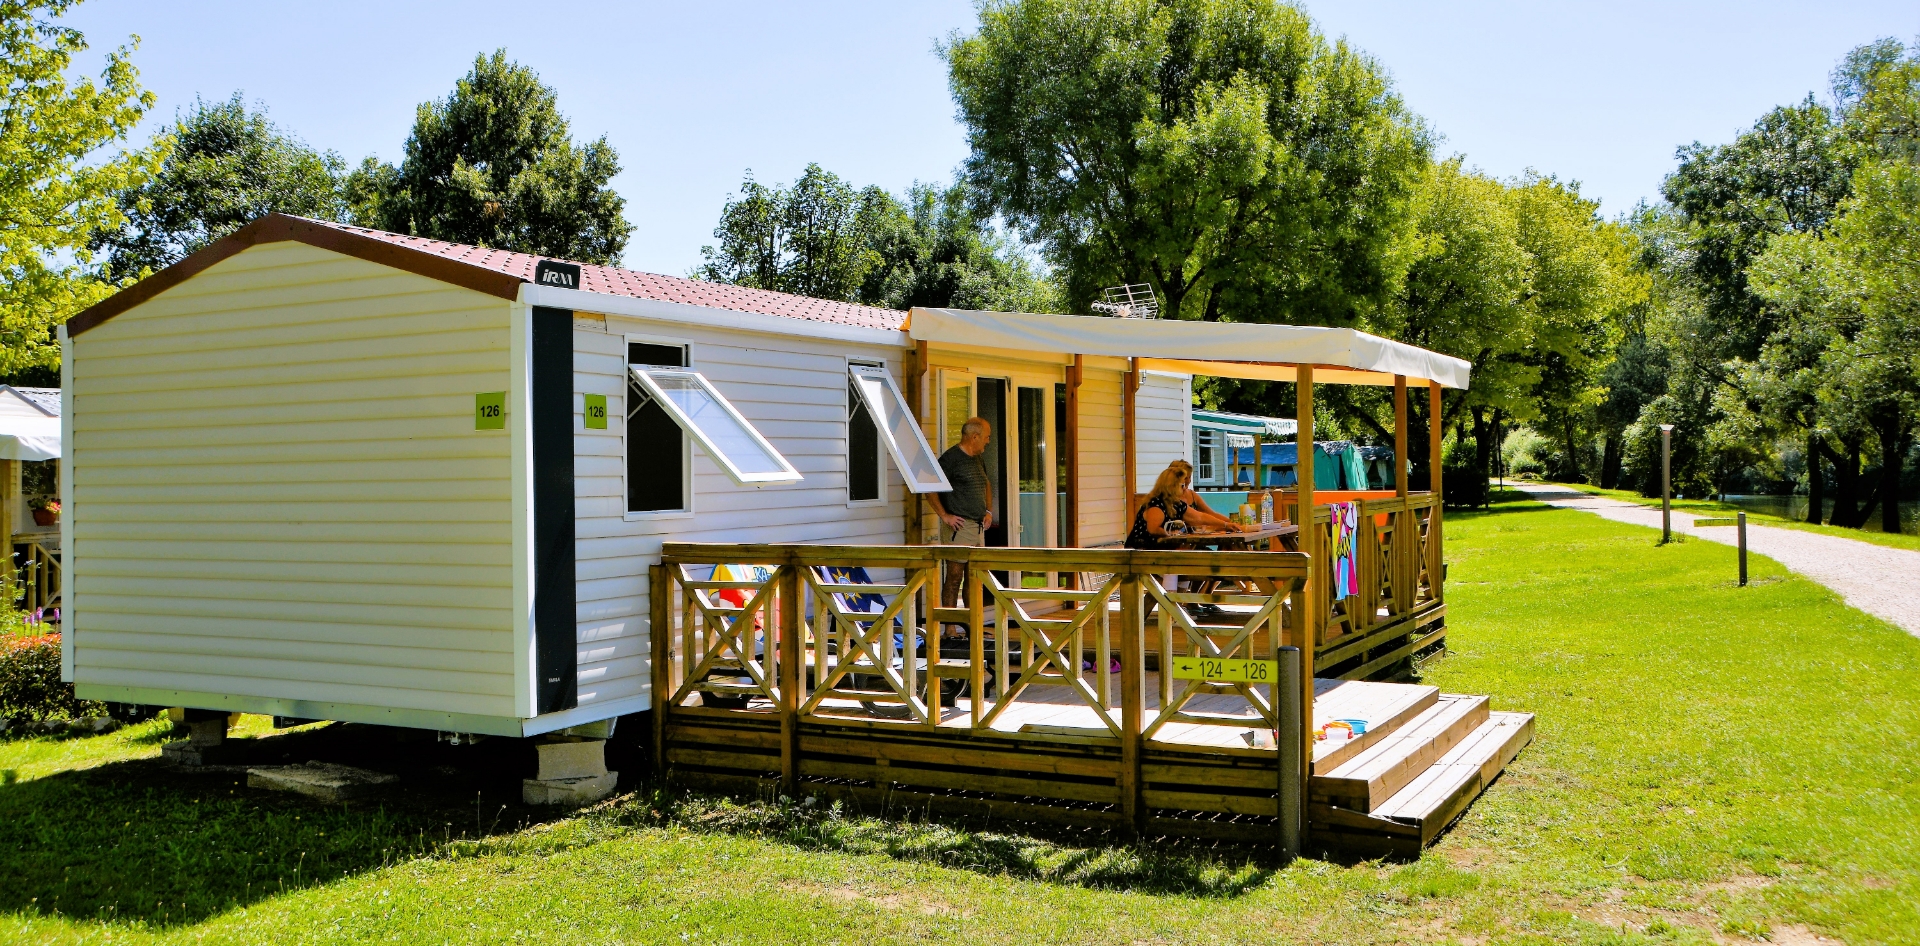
[
  {"xmin": 1, "ymin": 634, "xmax": 101, "ymax": 722},
  {"xmin": 1502, "ymin": 427, "xmax": 1554, "ymax": 477}
]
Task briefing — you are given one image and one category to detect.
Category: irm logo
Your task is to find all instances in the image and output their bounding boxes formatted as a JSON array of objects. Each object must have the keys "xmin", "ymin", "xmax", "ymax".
[{"xmin": 534, "ymin": 260, "xmax": 582, "ymax": 290}]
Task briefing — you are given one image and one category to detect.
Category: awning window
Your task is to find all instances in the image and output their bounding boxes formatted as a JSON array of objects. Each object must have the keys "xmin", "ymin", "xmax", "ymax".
[
  {"xmin": 628, "ymin": 367, "xmax": 801, "ymax": 486},
  {"xmin": 846, "ymin": 364, "xmax": 951, "ymax": 494}
]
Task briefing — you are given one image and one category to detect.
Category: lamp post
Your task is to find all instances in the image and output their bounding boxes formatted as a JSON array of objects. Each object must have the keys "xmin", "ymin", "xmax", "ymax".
[{"xmin": 1659, "ymin": 424, "xmax": 1675, "ymax": 544}]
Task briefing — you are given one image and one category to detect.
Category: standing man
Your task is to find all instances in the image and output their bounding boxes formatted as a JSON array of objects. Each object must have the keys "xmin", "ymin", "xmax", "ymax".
[{"xmin": 929, "ymin": 416, "xmax": 993, "ymax": 610}]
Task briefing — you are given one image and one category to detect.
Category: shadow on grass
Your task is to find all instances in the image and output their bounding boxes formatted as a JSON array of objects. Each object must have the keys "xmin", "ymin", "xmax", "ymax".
[
  {"xmin": 584, "ymin": 787, "xmax": 1281, "ymax": 899},
  {"xmin": 0, "ymin": 722, "xmax": 574, "ymax": 929}
]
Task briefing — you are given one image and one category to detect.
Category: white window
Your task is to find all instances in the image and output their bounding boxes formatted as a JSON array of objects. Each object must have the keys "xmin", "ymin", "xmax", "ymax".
[
  {"xmin": 1195, "ymin": 429, "xmax": 1217, "ymax": 482},
  {"xmin": 847, "ymin": 362, "xmax": 884, "ymax": 504},
  {"xmin": 847, "ymin": 363, "xmax": 951, "ymax": 494},
  {"xmin": 629, "ymin": 366, "xmax": 801, "ymax": 487},
  {"xmin": 627, "ymin": 339, "xmax": 692, "ymax": 515}
]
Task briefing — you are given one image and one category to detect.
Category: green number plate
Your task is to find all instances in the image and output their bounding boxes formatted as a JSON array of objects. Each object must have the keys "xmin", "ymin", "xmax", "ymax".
[
  {"xmin": 582, "ymin": 393, "xmax": 607, "ymax": 429},
  {"xmin": 1169, "ymin": 656, "xmax": 1278, "ymax": 683},
  {"xmin": 475, "ymin": 392, "xmax": 506, "ymax": 430},
  {"xmin": 1692, "ymin": 517, "xmax": 1738, "ymax": 527}
]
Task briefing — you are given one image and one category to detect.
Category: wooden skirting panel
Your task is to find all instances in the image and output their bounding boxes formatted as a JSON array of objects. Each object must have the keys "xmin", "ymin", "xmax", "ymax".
[{"xmin": 662, "ymin": 713, "xmax": 1294, "ymax": 839}]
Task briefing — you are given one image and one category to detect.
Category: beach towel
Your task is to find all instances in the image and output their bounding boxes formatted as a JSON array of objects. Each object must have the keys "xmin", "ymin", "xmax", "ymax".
[{"xmin": 1331, "ymin": 501, "xmax": 1361, "ymax": 599}]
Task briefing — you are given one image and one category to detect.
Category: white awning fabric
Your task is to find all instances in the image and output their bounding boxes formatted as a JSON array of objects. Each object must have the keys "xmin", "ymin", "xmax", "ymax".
[
  {"xmin": 0, "ymin": 415, "xmax": 59, "ymax": 461},
  {"xmin": 905, "ymin": 308, "xmax": 1472, "ymax": 390}
]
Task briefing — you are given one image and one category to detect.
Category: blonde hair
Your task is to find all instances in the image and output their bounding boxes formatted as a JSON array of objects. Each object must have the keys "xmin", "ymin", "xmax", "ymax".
[{"xmin": 1148, "ymin": 463, "xmax": 1190, "ymax": 506}]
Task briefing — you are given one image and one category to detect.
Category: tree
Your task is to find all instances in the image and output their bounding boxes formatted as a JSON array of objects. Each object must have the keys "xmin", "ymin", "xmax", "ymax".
[
  {"xmin": 352, "ymin": 50, "xmax": 630, "ymax": 264},
  {"xmin": 92, "ymin": 94, "xmax": 346, "ymax": 280},
  {"xmin": 697, "ymin": 164, "xmax": 896, "ymax": 301},
  {"xmin": 698, "ymin": 167, "xmax": 1059, "ymax": 312},
  {"xmin": 944, "ymin": 0, "xmax": 1427, "ymax": 324},
  {"xmin": 0, "ymin": 0, "xmax": 156, "ymax": 374}
]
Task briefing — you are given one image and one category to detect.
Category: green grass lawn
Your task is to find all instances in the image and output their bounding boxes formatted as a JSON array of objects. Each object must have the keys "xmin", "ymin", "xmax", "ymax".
[
  {"xmin": 5, "ymin": 500, "xmax": 1918, "ymax": 944},
  {"xmin": 1541, "ymin": 479, "xmax": 1920, "ymax": 553}
]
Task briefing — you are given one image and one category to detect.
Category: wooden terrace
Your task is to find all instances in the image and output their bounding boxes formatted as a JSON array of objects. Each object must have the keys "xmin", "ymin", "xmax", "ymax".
[{"xmin": 650, "ymin": 540, "xmax": 1531, "ymax": 858}]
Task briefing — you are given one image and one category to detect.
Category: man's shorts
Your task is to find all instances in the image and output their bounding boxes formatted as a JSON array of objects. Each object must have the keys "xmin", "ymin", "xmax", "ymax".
[{"xmin": 943, "ymin": 518, "xmax": 985, "ymax": 547}]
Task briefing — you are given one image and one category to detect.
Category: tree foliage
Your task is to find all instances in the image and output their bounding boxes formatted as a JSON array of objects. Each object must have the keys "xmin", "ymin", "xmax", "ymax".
[
  {"xmin": 0, "ymin": 0, "xmax": 156, "ymax": 374},
  {"xmin": 697, "ymin": 165, "xmax": 1058, "ymax": 312},
  {"xmin": 92, "ymin": 93, "xmax": 346, "ymax": 280},
  {"xmin": 944, "ymin": 0, "xmax": 1427, "ymax": 324},
  {"xmin": 351, "ymin": 50, "xmax": 630, "ymax": 265}
]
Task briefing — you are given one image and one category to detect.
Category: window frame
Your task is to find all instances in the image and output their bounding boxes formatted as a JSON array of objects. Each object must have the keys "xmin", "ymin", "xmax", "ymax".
[
  {"xmin": 848, "ymin": 362, "xmax": 952, "ymax": 495},
  {"xmin": 623, "ymin": 333, "xmax": 695, "ymax": 521},
  {"xmin": 845, "ymin": 358, "xmax": 887, "ymax": 508}
]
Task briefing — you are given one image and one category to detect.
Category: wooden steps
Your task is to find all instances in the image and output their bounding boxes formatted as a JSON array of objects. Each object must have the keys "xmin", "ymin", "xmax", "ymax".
[
  {"xmin": 1309, "ymin": 710, "xmax": 1534, "ymax": 858},
  {"xmin": 1311, "ymin": 694, "xmax": 1489, "ymax": 811},
  {"xmin": 1310, "ymin": 679, "xmax": 1438, "ymax": 772}
]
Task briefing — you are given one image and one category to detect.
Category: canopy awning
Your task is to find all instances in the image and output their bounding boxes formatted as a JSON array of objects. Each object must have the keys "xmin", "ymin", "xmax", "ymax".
[
  {"xmin": 906, "ymin": 308, "xmax": 1471, "ymax": 389},
  {"xmin": 0, "ymin": 415, "xmax": 59, "ymax": 461},
  {"xmin": 1192, "ymin": 409, "xmax": 1296, "ymax": 439}
]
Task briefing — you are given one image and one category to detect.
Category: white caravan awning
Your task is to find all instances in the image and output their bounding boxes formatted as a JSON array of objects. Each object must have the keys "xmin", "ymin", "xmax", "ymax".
[
  {"xmin": 0, "ymin": 415, "xmax": 59, "ymax": 461},
  {"xmin": 906, "ymin": 308, "xmax": 1472, "ymax": 390}
]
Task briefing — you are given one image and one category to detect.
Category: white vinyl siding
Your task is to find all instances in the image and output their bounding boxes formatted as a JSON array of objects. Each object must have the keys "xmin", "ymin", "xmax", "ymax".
[
  {"xmin": 573, "ymin": 318, "xmax": 908, "ymax": 712},
  {"xmin": 1135, "ymin": 371, "xmax": 1193, "ymax": 491},
  {"xmin": 67, "ymin": 241, "xmax": 518, "ymax": 717},
  {"xmin": 1078, "ymin": 366, "xmax": 1127, "ymax": 546}
]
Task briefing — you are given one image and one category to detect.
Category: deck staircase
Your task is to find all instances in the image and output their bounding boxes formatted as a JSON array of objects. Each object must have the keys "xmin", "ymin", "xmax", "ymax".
[{"xmin": 1306, "ymin": 680, "xmax": 1534, "ymax": 858}]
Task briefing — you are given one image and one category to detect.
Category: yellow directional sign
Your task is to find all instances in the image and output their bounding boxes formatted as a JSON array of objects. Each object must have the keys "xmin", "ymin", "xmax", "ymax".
[{"xmin": 1169, "ymin": 656, "xmax": 1279, "ymax": 683}]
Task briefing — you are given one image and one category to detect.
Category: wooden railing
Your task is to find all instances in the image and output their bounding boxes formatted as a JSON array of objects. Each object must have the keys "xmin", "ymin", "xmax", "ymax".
[
  {"xmin": 11, "ymin": 539, "xmax": 60, "ymax": 618},
  {"xmin": 1299, "ymin": 493, "xmax": 1444, "ymax": 677},
  {"xmin": 652, "ymin": 543, "xmax": 1313, "ymax": 841}
]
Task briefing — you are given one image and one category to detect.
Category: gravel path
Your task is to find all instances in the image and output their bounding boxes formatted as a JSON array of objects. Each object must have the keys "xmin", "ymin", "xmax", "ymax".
[{"xmin": 1511, "ymin": 482, "xmax": 1920, "ymax": 639}]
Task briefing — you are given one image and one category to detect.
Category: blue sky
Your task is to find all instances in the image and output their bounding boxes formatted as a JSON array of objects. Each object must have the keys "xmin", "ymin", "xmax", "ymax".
[{"xmin": 62, "ymin": 1, "xmax": 1920, "ymax": 276}]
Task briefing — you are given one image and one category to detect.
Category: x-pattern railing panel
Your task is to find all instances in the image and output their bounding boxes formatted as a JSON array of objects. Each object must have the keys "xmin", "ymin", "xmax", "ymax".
[
  {"xmin": 976, "ymin": 571, "xmax": 1122, "ymax": 735},
  {"xmin": 800, "ymin": 566, "xmax": 933, "ymax": 723},
  {"xmin": 1141, "ymin": 579, "xmax": 1287, "ymax": 738},
  {"xmin": 669, "ymin": 564, "xmax": 784, "ymax": 706}
]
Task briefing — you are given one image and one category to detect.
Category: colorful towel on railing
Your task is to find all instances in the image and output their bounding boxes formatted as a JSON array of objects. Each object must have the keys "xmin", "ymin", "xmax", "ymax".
[{"xmin": 1331, "ymin": 501, "xmax": 1361, "ymax": 599}]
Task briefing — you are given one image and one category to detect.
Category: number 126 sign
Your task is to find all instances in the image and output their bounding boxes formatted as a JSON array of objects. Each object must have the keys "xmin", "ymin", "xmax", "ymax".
[{"xmin": 1169, "ymin": 656, "xmax": 1279, "ymax": 683}]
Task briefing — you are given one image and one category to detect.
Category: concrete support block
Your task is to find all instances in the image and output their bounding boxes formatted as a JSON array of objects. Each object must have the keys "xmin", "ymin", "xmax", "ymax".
[
  {"xmin": 522, "ymin": 772, "xmax": 618, "ymax": 807},
  {"xmin": 248, "ymin": 762, "xmax": 398, "ymax": 803},
  {"xmin": 535, "ymin": 739, "xmax": 608, "ymax": 780},
  {"xmin": 161, "ymin": 715, "xmax": 236, "ymax": 765}
]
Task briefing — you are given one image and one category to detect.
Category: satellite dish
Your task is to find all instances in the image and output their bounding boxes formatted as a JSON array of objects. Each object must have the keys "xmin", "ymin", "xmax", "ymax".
[{"xmin": 1090, "ymin": 283, "xmax": 1160, "ymax": 319}]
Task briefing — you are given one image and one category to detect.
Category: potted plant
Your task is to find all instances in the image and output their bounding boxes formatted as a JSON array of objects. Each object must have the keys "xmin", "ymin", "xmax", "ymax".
[{"xmin": 28, "ymin": 497, "xmax": 58, "ymax": 527}]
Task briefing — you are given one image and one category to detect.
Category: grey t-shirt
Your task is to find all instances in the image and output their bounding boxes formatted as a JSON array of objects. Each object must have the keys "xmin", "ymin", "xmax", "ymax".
[{"xmin": 937, "ymin": 445, "xmax": 991, "ymax": 522}]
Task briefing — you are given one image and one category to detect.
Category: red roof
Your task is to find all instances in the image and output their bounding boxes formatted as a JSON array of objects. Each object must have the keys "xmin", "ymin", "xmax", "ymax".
[{"xmin": 307, "ymin": 219, "xmax": 907, "ymax": 333}]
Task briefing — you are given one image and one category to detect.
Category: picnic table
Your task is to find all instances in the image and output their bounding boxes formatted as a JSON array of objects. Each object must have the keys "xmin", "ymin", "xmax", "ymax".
[{"xmin": 1157, "ymin": 521, "xmax": 1299, "ymax": 553}]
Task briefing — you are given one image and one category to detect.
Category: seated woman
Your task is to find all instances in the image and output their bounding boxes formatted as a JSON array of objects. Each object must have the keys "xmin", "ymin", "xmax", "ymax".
[
  {"xmin": 1168, "ymin": 459, "xmax": 1246, "ymax": 531},
  {"xmin": 1125, "ymin": 462, "xmax": 1242, "ymax": 550}
]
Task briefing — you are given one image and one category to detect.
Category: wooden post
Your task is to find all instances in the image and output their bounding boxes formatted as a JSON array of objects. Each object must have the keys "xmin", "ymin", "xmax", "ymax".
[
  {"xmin": 1118, "ymin": 571, "xmax": 1144, "ymax": 837},
  {"xmin": 1428, "ymin": 384, "xmax": 1444, "ymax": 503},
  {"xmin": 967, "ymin": 560, "xmax": 986, "ymax": 728},
  {"xmin": 906, "ymin": 341, "xmax": 927, "ymax": 545},
  {"xmin": 1294, "ymin": 365, "xmax": 1316, "ymax": 781},
  {"xmin": 650, "ymin": 563, "xmax": 670, "ymax": 780},
  {"xmin": 0, "ymin": 458, "xmax": 13, "ymax": 606},
  {"xmin": 1392, "ymin": 375, "xmax": 1412, "ymax": 614},
  {"xmin": 1393, "ymin": 376, "xmax": 1408, "ymax": 499},
  {"xmin": 1428, "ymin": 384, "xmax": 1445, "ymax": 603},
  {"xmin": 779, "ymin": 562, "xmax": 803, "ymax": 796},
  {"xmin": 1123, "ymin": 357, "xmax": 1139, "ymax": 512},
  {"xmin": 1066, "ymin": 354, "xmax": 1082, "ymax": 549},
  {"xmin": 1253, "ymin": 432, "xmax": 1265, "ymax": 495}
]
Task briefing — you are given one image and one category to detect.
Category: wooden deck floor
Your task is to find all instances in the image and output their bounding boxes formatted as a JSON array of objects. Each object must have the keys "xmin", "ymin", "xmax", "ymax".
[{"xmin": 696, "ymin": 673, "xmax": 1433, "ymax": 763}]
